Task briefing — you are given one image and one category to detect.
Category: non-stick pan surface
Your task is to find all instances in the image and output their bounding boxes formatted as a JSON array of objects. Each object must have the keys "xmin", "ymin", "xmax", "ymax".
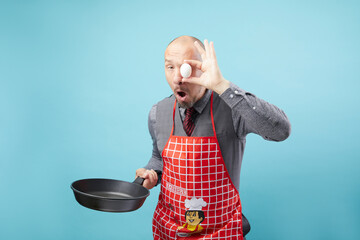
[{"xmin": 71, "ymin": 177, "xmax": 149, "ymax": 212}]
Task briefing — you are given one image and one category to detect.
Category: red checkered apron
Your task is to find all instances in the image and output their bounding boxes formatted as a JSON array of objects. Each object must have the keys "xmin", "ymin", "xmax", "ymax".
[{"xmin": 152, "ymin": 93, "xmax": 243, "ymax": 239}]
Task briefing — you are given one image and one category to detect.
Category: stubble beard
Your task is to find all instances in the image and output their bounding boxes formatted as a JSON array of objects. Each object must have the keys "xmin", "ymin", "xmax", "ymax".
[{"xmin": 177, "ymin": 99, "xmax": 195, "ymax": 109}]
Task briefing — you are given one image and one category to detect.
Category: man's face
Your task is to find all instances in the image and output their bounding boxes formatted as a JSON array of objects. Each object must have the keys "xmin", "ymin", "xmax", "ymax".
[
  {"xmin": 164, "ymin": 41, "xmax": 206, "ymax": 108},
  {"xmin": 185, "ymin": 211, "xmax": 203, "ymax": 226}
]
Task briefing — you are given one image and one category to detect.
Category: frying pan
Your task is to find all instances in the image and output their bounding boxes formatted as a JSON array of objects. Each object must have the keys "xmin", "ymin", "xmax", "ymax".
[
  {"xmin": 71, "ymin": 172, "xmax": 160, "ymax": 212},
  {"xmin": 71, "ymin": 172, "xmax": 250, "ymax": 235}
]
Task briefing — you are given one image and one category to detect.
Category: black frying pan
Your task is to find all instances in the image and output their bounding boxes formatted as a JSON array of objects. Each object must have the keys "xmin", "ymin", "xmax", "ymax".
[{"xmin": 71, "ymin": 176, "xmax": 151, "ymax": 212}]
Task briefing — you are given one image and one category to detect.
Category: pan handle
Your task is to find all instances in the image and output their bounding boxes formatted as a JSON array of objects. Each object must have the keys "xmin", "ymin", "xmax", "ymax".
[
  {"xmin": 154, "ymin": 170, "xmax": 162, "ymax": 179},
  {"xmin": 133, "ymin": 176, "xmax": 145, "ymax": 185},
  {"xmin": 133, "ymin": 170, "xmax": 162, "ymax": 185}
]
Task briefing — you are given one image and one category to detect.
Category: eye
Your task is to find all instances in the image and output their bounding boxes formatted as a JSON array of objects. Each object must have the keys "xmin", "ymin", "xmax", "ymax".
[{"xmin": 166, "ymin": 65, "xmax": 174, "ymax": 70}]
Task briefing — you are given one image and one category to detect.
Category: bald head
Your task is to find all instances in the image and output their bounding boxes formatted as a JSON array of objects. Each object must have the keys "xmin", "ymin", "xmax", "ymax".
[
  {"xmin": 167, "ymin": 36, "xmax": 205, "ymax": 50},
  {"xmin": 165, "ymin": 36, "xmax": 204, "ymax": 63}
]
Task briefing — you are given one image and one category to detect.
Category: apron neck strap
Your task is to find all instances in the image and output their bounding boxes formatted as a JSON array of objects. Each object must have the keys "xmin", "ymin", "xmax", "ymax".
[{"xmin": 171, "ymin": 92, "xmax": 217, "ymax": 138}]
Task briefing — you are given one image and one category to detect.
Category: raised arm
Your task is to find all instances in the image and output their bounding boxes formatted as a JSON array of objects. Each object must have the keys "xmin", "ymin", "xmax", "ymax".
[
  {"xmin": 220, "ymin": 83, "xmax": 291, "ymax": 141},
  {"xmin": 183, "ymin": 39, "xmax": 291, "ymax": 141}
]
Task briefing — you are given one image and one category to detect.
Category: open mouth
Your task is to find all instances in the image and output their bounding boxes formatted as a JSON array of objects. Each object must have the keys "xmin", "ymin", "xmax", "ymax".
[
  {"xmin": 189, "ymin": 219, "xmax": 194, "ymax": 223},
  {"xmin": 177, "ymin": 91, "xmax": 186, "ymax": 98},
  {"xmin": 175, "ymin": 89, "xmax": 189, "ymax": 104}
]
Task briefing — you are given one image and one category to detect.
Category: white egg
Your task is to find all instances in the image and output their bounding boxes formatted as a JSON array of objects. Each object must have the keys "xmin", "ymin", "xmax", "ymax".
[{"xmin": 180, "ymin": 63, "xmax": 192, "ymax": 78}]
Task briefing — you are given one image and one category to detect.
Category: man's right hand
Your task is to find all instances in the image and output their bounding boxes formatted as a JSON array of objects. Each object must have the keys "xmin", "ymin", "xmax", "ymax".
[{"xmin": 135, "ymin": 168, "xmax": 158, "ymax": 189}]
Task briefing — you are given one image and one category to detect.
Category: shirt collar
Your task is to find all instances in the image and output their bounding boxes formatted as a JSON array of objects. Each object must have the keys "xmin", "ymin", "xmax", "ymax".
[{"xmin": 178, "ymin": 89, "xmax": 212, "ymax": 114}]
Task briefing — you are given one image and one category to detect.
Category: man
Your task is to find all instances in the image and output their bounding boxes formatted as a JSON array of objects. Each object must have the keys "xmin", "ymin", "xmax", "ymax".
[{"xmin": 135, "ymin": 36, "xmax": 291, "ymax": 239}]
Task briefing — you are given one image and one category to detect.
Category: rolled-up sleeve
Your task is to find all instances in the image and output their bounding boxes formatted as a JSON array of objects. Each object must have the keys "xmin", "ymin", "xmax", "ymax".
[{"xmin": 220, "ymin": 82, "xmax": 291, "ymax": 141}]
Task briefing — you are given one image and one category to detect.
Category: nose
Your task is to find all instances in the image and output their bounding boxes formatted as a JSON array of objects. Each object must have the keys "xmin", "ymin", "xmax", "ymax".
[{"xmin": 173, "ymin": 67, "xmax": 183, "ymax": 85}]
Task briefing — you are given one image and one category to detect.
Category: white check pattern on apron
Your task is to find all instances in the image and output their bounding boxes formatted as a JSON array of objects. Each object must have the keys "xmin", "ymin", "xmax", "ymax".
[{"xmin": 153, "ymin": 137, "xmax": 243, "ymax": 239}]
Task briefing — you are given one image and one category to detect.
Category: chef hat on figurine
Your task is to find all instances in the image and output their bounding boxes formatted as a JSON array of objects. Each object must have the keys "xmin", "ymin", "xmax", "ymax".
[{"xmin": 185, "ymin": 197, "xmax": 207, "ymax": 211}]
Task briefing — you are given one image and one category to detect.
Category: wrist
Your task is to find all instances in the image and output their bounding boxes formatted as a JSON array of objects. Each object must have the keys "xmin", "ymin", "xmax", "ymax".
[{"xmin": 213, "ymin": 78, "xmax": 230, "ymax": 95}]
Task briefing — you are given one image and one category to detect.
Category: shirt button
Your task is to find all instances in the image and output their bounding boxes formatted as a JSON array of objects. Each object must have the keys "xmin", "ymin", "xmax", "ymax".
[
  {"xmin": 253, "ymin": 106, "xmax": 256, "ymax": 110},
  {"xmin": 234, "ymin": 90, "xmax": 239, "ymax": 94},
  {"xmin": 230, "ymin": 94, "xmax": 234, "ymax": 98}
]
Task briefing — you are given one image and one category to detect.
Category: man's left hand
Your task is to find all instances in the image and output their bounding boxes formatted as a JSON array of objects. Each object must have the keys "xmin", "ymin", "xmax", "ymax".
[{"xmin": 182, "ymin": 39, "xmax": 230, "ymax": 95}]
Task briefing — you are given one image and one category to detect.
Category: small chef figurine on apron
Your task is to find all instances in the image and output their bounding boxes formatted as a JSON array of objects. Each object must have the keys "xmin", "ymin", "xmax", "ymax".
[{"xmin": 177, "ymin": 197, "xmax": 207, "ymax": 237}]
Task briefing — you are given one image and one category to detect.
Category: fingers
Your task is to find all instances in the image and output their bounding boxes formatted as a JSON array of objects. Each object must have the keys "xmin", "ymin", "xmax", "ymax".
[
  {"xmin": 147, "ymin": 169, "xmax": 158, "ymax": 184},
  {"xmin": 194, "ymin": 41, "xmax": 206, "ymax": 58},
  {"xmin": 204, "ymin": 39, "xmax": 210, "ymax": 58},
  {"xmin": 135, "ymin": 168, "xmax": 146, "ymax": 178},
  {"xmin": 209, "ymin": 41, "xmax": 217, "ymax": 61},
  {"xmin": 135, "ymin": 168, "xmax": 158, "ymax": 189},
  {"xmin": 184, "ymin": 59, "xmax": 202, "ymax": 71},
  {"xmin": 194, "ymin": 39, "xmax": 217, "ymax": 63},
  {"xmin": 145, "ymin": 169, "xmax": 158, "ymax": 189}
]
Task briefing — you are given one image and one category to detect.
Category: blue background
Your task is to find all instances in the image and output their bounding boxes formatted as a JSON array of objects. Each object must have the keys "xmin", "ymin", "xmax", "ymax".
[{"xmin": 1, "ymin": 0, "xmax": 359, "ymax": 239}]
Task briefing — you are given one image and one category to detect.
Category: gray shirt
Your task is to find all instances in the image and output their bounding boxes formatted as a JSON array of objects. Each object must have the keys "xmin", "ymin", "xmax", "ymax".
[{"xmin": 144, "ymin": 82, "xmax": 291, "ymax": 191}]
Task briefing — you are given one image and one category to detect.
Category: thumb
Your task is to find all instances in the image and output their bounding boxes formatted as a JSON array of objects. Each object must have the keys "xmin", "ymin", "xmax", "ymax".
[{"xmin": 182, "ymin": 76, "xmax": 203, "ymax": 86}]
